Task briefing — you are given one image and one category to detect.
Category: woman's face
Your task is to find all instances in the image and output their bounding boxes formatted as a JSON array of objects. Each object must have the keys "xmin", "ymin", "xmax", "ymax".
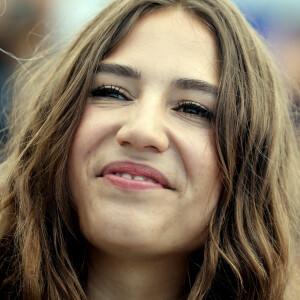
[{"xmin": 68, "ymin": 8, "xmax": 222, "ymax": 257}]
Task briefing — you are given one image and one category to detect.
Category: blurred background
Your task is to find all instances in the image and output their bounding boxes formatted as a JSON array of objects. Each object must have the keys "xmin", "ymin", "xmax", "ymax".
[{"xmin": 0, "ymin": 0, "xmax": 300, "ymax": 144}]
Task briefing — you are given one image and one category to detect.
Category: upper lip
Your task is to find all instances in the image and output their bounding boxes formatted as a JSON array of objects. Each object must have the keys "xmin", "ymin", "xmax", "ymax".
[{"xmin": 99, "ymin": 160, "xmax": 173, "ymax": 189}]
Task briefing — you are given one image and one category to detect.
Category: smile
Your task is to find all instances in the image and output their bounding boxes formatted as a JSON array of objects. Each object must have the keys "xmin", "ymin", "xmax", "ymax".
[
  {"xmin": 114, "ymin": 173, "xmax": 158, "ymax": 183},
  {"xmin": 98, "ymin": 160, "xmax": 174, "ymax": 190}
]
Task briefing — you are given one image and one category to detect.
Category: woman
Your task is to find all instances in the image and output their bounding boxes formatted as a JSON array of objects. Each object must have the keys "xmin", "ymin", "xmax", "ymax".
[{"xmin": 0, "ymin": 0, "xmax": 299, "ymax": 299}]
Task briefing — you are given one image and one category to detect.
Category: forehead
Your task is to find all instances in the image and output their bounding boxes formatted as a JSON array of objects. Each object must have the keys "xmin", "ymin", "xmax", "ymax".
[{"xmin": 103, "ymin": 8, "xmax": 220, "ymax": 87}]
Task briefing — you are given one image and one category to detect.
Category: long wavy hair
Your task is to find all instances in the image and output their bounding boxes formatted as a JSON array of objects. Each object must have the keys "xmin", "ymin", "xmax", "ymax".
[{"xmin": 0, "ymin": 0, "xmax": 299, "ymax": 299}]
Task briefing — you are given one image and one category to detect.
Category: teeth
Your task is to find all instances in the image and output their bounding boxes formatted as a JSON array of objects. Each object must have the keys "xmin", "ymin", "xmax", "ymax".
[
  {"xmin": 133, "ymin": 175, "xmax": 144, "ymax": 181},
  {"xmin": 114, "ymin": 173, "xmax": 157, "ymax": 183},
  {"xmin": 146, "ymin": 178, "xmax": 157, "ymax": 183},
  {"xmin": 121, "ymin": 173, "xmax": 132, "ymax": 179}
]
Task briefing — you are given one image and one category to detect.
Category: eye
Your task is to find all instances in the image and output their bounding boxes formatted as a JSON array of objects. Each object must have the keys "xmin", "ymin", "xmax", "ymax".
[
  {"xmin": 90, "ymin": 85, "xmax": 132, "ymax": 101},
  {"xmin": 173, "ymin": 101, "xmax": 214, "ymax": 121}
]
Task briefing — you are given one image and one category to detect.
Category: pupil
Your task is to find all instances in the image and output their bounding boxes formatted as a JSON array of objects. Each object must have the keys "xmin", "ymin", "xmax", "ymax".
[
  {"xmin": 188, "ymin": 108, "xmax": 197, "ymax": 114},
  {"xmin": 182, "ymin": 107, "xmax": 197, "ymax": 114}
]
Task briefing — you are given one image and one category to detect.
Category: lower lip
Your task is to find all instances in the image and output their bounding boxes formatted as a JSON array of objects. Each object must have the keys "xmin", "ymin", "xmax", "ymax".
[{"xmin": 103, "ymin": 174, "xmax": 164, "ymax": 190}]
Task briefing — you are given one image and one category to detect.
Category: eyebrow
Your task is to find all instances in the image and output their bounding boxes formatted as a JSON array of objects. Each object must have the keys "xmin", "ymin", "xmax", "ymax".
[
  {"xmin": 96, "ymin": 63, "xmax": 218, "ymax": 97},
  {"xmin": 96, "ymin": 63, "xmax": 141, "ymax": 80},
  {"xmin": 173, "ymin": 78, "xmax": 218, "ymax": 97}
]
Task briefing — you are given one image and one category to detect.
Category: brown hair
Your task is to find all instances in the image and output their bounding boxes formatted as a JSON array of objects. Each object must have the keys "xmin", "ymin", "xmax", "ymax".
[{"xmin": 1, "ymin": 0, "xmax": 299, "ymax": 299}]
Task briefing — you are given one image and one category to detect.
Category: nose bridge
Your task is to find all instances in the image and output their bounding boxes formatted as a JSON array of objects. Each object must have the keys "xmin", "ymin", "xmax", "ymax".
[
  {"xmin": 132, "ymin": 99, "xmax": 161, "ymax": 128},
  {"xmin": 116, "ymin": 95, "xmax": 169, "ymax": 152}
]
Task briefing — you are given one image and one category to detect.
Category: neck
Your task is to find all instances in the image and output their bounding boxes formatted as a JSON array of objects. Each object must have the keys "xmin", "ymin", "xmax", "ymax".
[{"xmin": 87, "ymin": 247, "xmax": 188, "ymax": 300}]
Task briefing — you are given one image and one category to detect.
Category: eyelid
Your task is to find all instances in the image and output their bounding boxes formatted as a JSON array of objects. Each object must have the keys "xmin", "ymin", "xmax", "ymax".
[
  {"xmin": 175, "ymin": 100, "xmax": 208, "ymax": 112},
  {"xmin": 90, "ymin": 84, "xmax": 133, "ymax": 100},
  {"xmin": 174, "ymin": 100, "xmax": 214, "ymax": 120},
  {"xmin": 177, "ymin": 100, "xmax": 207, "ymax": 109}
]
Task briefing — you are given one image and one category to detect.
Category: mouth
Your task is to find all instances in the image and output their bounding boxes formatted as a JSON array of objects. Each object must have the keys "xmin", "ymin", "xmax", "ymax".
[{"xmin": 98, "ymin": 161, "xmax": 174, "ymax": 190}]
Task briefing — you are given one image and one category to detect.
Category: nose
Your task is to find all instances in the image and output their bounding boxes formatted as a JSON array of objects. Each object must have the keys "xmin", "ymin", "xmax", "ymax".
[{"xmin": 116, "ymin": 103, "xmax": 169, "ymax": 152}]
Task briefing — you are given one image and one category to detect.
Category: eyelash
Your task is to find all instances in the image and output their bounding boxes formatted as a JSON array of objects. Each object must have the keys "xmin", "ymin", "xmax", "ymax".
[
  {"xmin": 90, "ymin": 85, "xmax": 214, "ymax": 121},
  {"xmin": 90, "ymin": 85, "xmax": 131, "ymax": 101},
  {"xmin": 173, "ymin": 101, "xmax": 214, "ymax": 121}
]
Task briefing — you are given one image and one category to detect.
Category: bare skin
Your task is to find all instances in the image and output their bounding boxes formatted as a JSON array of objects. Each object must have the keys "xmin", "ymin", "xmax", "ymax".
[
  {"xmin": 87, "ymin": 248, "xmax": 188, "ymax": 300},
  {"xmin": 68, "ymin": 8, "xmax": 221, "ymax": 300}
]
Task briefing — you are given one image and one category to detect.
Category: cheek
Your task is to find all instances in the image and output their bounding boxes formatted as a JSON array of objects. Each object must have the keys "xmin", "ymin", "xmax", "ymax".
[
  {"xmin": 177, "ymin": 132, "xmax": 221, "ymax": 248},
  {"xmin": 177, "ymin": 175, "xmax": 221, "ymax": 252},
  {"xmin": 67, "ymin": 108, "xmax": 101, "ymax": 202},
  {"xmin": 182, "ymin": 130, "xmax": 220, "ymax": 184},
  {"xmin": 69, "ymin": 108, "xmax": 113, "ymax": 158},
  {"xmin": 67, "ymin": 106, "xmax": 122, "ymax": 179}
]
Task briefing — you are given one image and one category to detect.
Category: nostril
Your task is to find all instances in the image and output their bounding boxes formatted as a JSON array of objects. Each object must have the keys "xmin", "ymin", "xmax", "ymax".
[
  {"xmin": 116, "ymin": 124, "xmax": 169, "ymax": 153},
  {"xmin": 118, "ymin": 140, "xmax": 131, "ymax": 147}
]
